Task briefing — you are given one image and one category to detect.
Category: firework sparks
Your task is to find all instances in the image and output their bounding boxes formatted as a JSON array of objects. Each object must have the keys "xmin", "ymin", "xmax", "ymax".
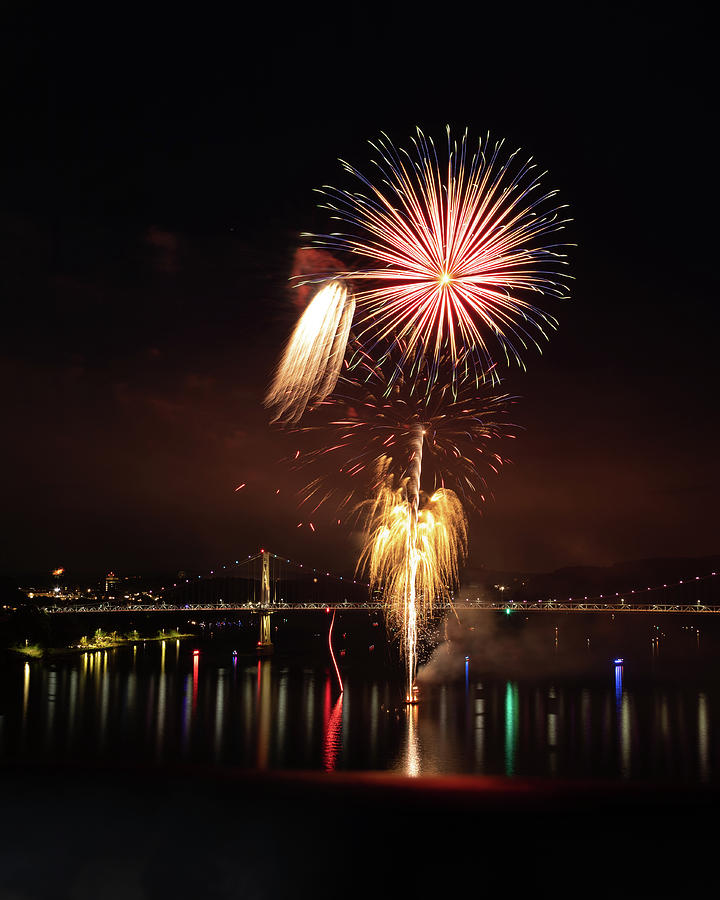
[
  {"xmin": 358, "ymin": 454, "xmax": 467, "ymax": 699},
  {"xmin": 293, "ymin": 346, "xmax": 509, "ymax": 696},
  {"xmin": 265, "ymin": 281, "xmax": 355, "ymax": 424},
  {"xmin": 264, "ymin": 127, "xmax": 569, "ymax": 700},
  {"xmin": 306, "ymin": 127, "xmax": 571, "ymax": 380},
  {"xmin": 296, "ymin": 342, "xmax": 515, "ymax": 515}
]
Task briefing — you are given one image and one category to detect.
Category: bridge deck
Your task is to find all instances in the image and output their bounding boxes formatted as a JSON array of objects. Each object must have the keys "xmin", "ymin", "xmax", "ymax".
[{"xmin": 40, "ymin": 600, "xmax": 720, "ymax": 614}]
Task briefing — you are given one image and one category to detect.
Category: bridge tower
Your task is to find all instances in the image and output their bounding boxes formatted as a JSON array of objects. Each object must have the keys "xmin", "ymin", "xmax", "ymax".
[{"xmin": 257, "ymin": 550, "xmax": 274, "ymax": 656}]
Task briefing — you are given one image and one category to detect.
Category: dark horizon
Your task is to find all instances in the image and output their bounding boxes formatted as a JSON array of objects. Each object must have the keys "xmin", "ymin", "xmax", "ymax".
[
  {"xmin": 12, "ymin": 552, "xmax": 720, "ymax": 597},
  {"xmin": 2, "ymin": 7, "xmax": 718, "ymax": 579}
]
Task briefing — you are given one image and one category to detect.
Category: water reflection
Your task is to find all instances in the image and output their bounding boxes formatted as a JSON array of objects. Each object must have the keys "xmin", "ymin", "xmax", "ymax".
[
  {"xmin": 614, "ymin": 663, "xmax": 631, "ymax": 777},
  {"xmin": 46, "ymin": 669, "xmax": 57, "ymax": 749},
  {"xmin": 156, "ymin": 670, "xmax": 167, "ymax": 759},
  {"xmin": 214, "ymin": 669, "xmax": 225, "ymax": 761},
  {"xmin": 404, "ymin": 705, "xmax": 420, "ymax": 777},
  {"xmin": 369, "ymin": 683, "xmax": 379, "ymax": 762},
  {"xmin": 67, "ymin": 669, "xmax": 78, "ymax": 751},
  {"xmin": 182, "ymin": 674, "xmax": 192, "ymax": 754},
  {"xmin": 698, "ymin": 692, "xmax": 709, "ymax": 782},
  {"xmin": 474, "ymin": 685, "xmax": 484, "ymax": 769},
  {"xmin": 323, "ymin": 681, "xmax": 344, "ymax": 771},
  {"xmin": 5, "ymin": 644, "xmax": 718, "ymax": 782},
  {"xmin": 277, "ymin": 669, "xmax": 288, "ymax": 765},
  {"xmin": 504, "ymin": 682, "xmax": 518, "ymax": 776},
  {"xmin": 99, "ymin": 661, "xmax": 110, "ymax": 751},
  {"xmin": 256, "ymin": 659, "xmax": 271, "ymax": 769},
  {"xmin": 620, "ymin": 694, "xmax": 631, "ymax": 777},
  {"xmin": 22, "ymin": 662, "xmax": 29, "ymax": 720}
]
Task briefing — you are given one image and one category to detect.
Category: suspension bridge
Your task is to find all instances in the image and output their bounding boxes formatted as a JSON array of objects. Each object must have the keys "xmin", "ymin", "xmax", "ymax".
[{"xmin": 38, "ymin": 550, "xmax": 720, "ymax": 652}]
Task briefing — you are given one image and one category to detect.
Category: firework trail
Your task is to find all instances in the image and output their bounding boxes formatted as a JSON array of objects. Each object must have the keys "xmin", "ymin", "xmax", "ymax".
[{"xmin": 265, "ymin": 281, "xmax": 354, "ymax": 424}]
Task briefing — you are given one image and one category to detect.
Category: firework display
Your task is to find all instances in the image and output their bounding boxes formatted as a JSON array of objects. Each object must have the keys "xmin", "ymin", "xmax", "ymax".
[
  {"xmin": 304, "ymin": 127, "xmax": 570, "ymax": 382},
  {"xmin": 265, "ymin": 281, "xmax": 354, "ymax": 424},
  {"xmin": 297, "ymin": 342, "xmax": 515, "ymax": 511},
  {"xmin": 266, "ymin": 128, "xmax": 569, "ymax": 699},
  {"xmin": 358, "ymin": 456, "xmax": 467, "ymax": 697}
]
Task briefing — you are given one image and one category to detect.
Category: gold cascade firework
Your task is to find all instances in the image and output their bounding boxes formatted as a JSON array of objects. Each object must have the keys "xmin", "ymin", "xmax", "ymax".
[{"xmin": 358, "ymin": 447, "xmax": 467, "ymax": 699}]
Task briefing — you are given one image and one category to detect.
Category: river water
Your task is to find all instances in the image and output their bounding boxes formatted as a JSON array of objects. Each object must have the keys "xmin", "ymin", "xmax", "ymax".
[{"xmin": 1, "ymin": 628, "xmax": 718, "ymax": 782}]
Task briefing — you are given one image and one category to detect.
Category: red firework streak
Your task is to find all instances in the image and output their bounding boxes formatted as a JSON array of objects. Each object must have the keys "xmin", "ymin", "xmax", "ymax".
[{"xmin": 328, "ymin": 608, "xmax": 344, "ymax": 692}]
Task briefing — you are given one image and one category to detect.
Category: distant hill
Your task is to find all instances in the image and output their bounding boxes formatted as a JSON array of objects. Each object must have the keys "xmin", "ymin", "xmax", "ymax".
[{"xmin": 459, "ymin": 555, "xmax": 720, "ymax": 602}]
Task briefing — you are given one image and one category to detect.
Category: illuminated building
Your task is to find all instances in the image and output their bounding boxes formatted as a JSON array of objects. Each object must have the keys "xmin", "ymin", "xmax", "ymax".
[{"xmin": 105, "ymin": 572, "xmax": 119, "ymax": 594}]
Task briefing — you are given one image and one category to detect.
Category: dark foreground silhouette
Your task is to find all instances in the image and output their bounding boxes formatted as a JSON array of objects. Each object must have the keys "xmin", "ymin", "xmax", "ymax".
[{"xmin": 2, "ymin": 763, "xmax": 719, "ymax": 898}]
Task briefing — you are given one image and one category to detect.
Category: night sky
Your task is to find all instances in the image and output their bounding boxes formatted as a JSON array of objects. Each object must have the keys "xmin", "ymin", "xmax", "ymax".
[{"xmin": 2, "ymin": 7, "xmax": 718, "ymax": 580}]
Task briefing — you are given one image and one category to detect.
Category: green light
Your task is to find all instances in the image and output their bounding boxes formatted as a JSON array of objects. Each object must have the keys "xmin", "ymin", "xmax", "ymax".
[
  {"xmin": 505, "ymin": 607, "xmax": 512, "ymax": 615},
  {"xmin": 505, "ymin": 682, "xmax": 519, "ymax": 775}
]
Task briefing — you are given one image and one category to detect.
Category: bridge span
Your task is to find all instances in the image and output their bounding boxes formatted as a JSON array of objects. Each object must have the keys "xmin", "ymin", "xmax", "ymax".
[
  {"xmin": 41, "ymin": 599, "xmax": 720, "ymax": 614},
  {"xmin": 37, "ymin": 550, "xmax": 720, "ymax": 652}
]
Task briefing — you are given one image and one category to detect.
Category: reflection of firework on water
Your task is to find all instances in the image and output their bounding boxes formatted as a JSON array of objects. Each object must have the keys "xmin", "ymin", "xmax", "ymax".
[
  {"xmin": 297, "ymin": 342, "xmax": 516, "ymax": 514},
  {"xmin": 306, "ymin": 127, "xmax": 570, "ymax": 380},
  {"xmin": 265, "ymin": 281, "xmax": 354, "ymax": 424},
  {"xmin": 358, "ymin": 456, "xmax": 467, "ymax": 699}
]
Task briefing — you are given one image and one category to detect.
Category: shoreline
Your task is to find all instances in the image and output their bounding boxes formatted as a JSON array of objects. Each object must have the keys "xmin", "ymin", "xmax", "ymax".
[{"xmin": 6, "ymin": 632, "xmax": 195, "ymax": 661}]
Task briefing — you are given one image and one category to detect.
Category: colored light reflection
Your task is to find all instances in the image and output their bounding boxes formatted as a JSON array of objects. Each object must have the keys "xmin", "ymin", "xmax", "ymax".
[
  {"xmin": 256, "ymin": 659, "xmax": 272, "ymax": 769},
  {"xmin": 22, "ymin": 662, "xmax": 30, "ymax": 720},
  {"xmin": 615, "ymin": 660, "xmax": 630, "ymax": 778},
  {"xmin": 405, "ymin": 703, "xmax": 420, "ymax": 777},
  {"xmin": 505, "ymin": 682, "xmax": 519, "ymax": 776},
  {"xmin": 698, "ymin": 692, "xmax": 709, "ymax": 782},
  {"xmin": 322, "ymin": 674, "xmax": 344, "ymax": 771},
  {"xmin": 214, "ymin": 670, "xmax": 225, "ymax": 761},
  {"xmin": 182, "ymin": 674, "xmax": 192, "ymax": 753}
]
